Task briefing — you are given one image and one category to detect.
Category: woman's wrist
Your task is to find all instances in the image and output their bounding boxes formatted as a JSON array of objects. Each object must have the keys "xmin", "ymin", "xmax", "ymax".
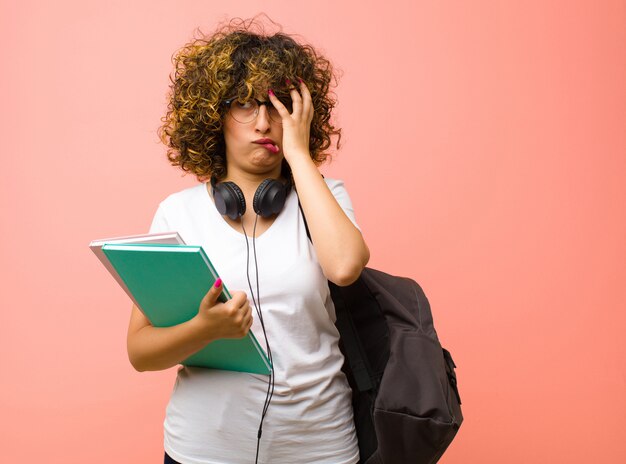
[
  {"xmin": 282, "ymin": 146, "xmax": 310, "ymax": 163},
  {"xmin": 285, "ymin": 151, "xmax": 317, "ymax": 180},
  {"xmin": 188, "ymin": 314, "xmax": 218, "ymax": 346}
]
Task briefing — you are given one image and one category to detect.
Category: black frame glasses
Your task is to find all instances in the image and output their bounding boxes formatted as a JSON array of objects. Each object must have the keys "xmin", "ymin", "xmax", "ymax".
[{"xmin": 223, "ymin": 97, "xmax": 291, "ymax": 124}]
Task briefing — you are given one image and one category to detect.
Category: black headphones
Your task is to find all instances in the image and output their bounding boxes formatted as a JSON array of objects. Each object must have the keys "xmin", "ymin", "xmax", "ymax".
[{"xmin": 210, "ymin": 176, "xmax": 293, "ymax": 220}]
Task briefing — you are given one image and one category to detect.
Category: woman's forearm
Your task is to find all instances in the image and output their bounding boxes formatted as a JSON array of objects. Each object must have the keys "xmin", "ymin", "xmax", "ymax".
[
  {"xmin": 289, "ymin": 154, "xmax": 370, "ymax": 286},
  {"xmin": 127, "ymin": 314, "xmax": 215, "ymax": 372},
  {"xmin": 127, "ymin": 285, "xmax": 252, "ymax": 372}
]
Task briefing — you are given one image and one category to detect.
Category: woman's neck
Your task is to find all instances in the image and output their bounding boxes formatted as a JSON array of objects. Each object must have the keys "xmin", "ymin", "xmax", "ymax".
[{"xmin": 223, "ymin": 167, "xmax": 284, "ymax": 195}]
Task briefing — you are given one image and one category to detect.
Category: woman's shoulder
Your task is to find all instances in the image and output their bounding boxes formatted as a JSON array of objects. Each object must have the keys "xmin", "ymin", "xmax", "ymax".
[
  {"xmin": 321, "ymin": 177, "xmax": 360, "ymax": 229},
  {"xmin": 149, "ymin": 183, "xmax": 209, "ymax": 235},
  {"xmin": 322, "ymin": 176, "xmax": 343, "ymax": 188},
  {"xmin": 157, "ymin": 182, "xmax": 208, "ymax": 209},
  {"xmin": 322, "ymin": 177, "xmax": 354, "ymax": 203}
]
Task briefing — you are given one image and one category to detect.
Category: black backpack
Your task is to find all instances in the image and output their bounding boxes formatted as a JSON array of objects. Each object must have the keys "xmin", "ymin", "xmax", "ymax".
[{"xmin": 299, "ymin": 204, "xmax": 463, "ymax": 464}]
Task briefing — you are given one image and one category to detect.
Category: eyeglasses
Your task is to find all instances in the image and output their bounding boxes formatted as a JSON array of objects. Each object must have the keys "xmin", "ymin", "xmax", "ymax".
[{"xmin": 223, "ymin": 97, "xmax": 292, "ymax": 124}]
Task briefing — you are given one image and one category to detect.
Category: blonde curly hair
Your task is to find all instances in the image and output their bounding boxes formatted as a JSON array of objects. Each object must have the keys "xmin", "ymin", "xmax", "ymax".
[{"xmin": 158, "ymin": 17, "xmax": 342, "ymax": 180}]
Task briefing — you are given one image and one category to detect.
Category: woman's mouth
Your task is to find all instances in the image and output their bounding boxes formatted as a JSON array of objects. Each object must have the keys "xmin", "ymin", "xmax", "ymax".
[{"xmin": 253, "ymin": 138, "xmax": 280, "ymax": 153}]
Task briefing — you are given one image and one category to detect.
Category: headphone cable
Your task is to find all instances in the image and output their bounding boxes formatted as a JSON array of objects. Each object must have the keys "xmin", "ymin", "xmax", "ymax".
[
  {"xmin": 241, "ymin": 218, "xmax": 275, "ymax": 464},
  {"xmin": 253, "ymin": 216, "xmax": 275, "ymax": 420}
]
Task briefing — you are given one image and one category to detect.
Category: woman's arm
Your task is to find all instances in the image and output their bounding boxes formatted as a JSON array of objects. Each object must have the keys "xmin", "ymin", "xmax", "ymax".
[
  {"xmin": 269, "ymin": 82, "xmax": 370, "ymax": 286},
  {"xmin": 127, "ymin": 305, "xmax": 213, "ymax": 372},
  {"xmin": 290, "ymin": 156, "xmax": 369, "ymax": 286},
  {"xmin": 127, "ymin": 281, "xmax": 253, "ymax": 372}
]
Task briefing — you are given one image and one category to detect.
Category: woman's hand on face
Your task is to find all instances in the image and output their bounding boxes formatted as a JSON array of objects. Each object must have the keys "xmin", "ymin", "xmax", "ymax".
[
  {"xmin": 268, "ymin": 79, "xmax": 314, "ymax": 163},
  {"xmin": 194, "ymin": 279, "xmax": 253, "ymax": 340}
]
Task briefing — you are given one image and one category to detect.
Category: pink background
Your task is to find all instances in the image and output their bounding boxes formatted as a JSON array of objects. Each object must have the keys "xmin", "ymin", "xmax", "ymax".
[{"xmin": 1, "ymin": 0, "xmax": 625, "ymax": 462}]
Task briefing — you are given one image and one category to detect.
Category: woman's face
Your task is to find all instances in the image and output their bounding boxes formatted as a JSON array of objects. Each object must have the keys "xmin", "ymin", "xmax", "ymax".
[{"xmin": 223, "ymin": 96, "xmax": 284, "ymax": 178}]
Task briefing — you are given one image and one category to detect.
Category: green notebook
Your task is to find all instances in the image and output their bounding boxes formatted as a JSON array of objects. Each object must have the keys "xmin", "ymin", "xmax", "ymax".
[{"xmin": 102, "ymin": 243, "xmax": 271, "ymax": 375}]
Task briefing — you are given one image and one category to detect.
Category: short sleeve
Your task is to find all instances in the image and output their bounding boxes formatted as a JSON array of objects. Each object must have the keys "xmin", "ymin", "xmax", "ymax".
[
  {"xmin": 325, "ymin": 178, "xmax": 361, "ymax": 232},
  {"xmin": 149, "ymin": 203, "xmax": 171, "ymax": 234}
]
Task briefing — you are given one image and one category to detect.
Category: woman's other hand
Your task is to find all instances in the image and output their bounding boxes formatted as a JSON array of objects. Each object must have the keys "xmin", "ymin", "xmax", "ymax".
[
  {"xmin": 194, "ymin": 278, "xmax": 253, "ymax": 339},
  {"xmin": 126, "ymin": 278, "xmax": 253, "ymax": 372},
  {"xmin": 268, "ymin": 79, "xmax": 314, "ymax": 163}
]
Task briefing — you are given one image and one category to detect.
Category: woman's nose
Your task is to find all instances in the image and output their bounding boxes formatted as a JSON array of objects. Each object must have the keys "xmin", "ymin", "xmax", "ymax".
[{"xmin": 255, "ymin": 105, "xmax": 271, "ymax": 131}]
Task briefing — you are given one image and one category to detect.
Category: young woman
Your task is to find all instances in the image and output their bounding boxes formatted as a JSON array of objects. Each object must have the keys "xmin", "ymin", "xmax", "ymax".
[{"xmin": 127, "ymin": 18, "xmax": 369, "ymax": 464}]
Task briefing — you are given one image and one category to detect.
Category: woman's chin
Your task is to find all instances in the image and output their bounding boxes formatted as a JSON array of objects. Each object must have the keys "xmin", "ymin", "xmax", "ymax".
[{"xmin": 250, "ymin": 151, "xmax": 283, "ymax": 167}]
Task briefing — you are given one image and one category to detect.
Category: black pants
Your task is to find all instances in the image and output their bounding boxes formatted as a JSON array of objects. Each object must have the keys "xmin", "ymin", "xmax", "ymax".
[{"xmin": 164, "ymin": 452, "xmax": 181, "ymax": 464}]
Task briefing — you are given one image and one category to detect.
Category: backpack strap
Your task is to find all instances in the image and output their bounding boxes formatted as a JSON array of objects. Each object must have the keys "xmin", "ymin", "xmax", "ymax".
[
  {"xmin": 297, "ymin": 198, "xmax": 375, "ymax": 393},
  {"xmin": 330, "ymin": 283, "xmax": 375, "ymax": 392}
]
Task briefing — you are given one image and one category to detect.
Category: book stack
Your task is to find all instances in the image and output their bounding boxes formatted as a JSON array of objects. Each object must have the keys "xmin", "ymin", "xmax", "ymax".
[{"xmin": 90, "ymin": 232, "xmax": 270, "ymax": 375}]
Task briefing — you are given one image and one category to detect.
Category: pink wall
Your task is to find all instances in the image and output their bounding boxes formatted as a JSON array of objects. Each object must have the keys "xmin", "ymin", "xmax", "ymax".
[{"xmin": 1, "ymin": 0, "xmax": 624, "ymax": 462}]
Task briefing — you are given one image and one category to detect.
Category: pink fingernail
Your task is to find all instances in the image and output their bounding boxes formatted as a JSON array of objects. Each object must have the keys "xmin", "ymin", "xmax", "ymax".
[
  {"xmin": 214, "ymin": 278, "xmax": 222, "ymax": 288},
  {"xmin": 285, "ymin": 79, "xmax": 291, "ymax": 85},
  {"xmin": 298, "ymin": 78, "xmax": 303, "ymax": 84},
  {"xmin": 268, "ymin": 89, "xmax": 275, "ymax": 96}
]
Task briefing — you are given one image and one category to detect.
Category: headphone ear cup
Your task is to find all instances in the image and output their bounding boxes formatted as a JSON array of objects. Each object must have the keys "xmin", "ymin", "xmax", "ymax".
[
  {"xmin": 214, "ymin": 181, "xmax": 246, "ymax": 220},
  {"xmin": 253, "ymin": 179, "xmax": 288, "ymax": 217}
]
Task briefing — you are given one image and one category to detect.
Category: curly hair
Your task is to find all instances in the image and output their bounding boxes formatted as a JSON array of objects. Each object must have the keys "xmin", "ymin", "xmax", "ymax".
[{"xmin": 158, "ymin": 17, "xmax": 342, "ymax": 180}]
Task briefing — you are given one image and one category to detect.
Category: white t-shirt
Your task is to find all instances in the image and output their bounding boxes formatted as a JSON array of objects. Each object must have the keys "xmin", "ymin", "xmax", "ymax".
[{"xmin": 149, "ymin": 178, "xmax": 361, "ymax": 464}]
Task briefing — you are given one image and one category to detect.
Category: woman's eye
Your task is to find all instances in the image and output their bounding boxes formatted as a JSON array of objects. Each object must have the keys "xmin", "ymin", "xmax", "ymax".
[{"xmin": 235, "ymin": 101, "xmax": 253, "ymax": 110}]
